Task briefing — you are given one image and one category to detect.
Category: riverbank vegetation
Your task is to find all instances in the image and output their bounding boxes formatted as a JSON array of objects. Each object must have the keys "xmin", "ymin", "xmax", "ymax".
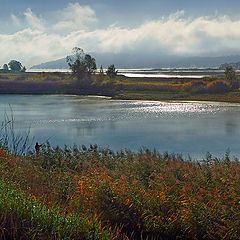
[
  {"xmin": 1, "ymin": 47, "xmax": 240, "ymax": 102},
  {"xmin": 0, "ymin": 137, "xmax": 239, "ymax": 239},
  {"xmin": 1, "ymin": 71, "xmax": 240, "ymax": 102}
]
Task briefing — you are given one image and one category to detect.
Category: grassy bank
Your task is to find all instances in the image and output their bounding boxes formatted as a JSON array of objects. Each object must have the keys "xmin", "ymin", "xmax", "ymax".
[
  {"xmin": 116, "ymin": 90, "xmax": 240, "ymax": 103},
  {"xmin": 0, "ymin": 72, "xmax": 119, "ymax": 96},
  {"xmin": 1, "ymin": 72, "xmax": 240, "ymax": 103},
  {"xmin": 0, "ymin": 143, "xmax": 239, "ymax": 239}
]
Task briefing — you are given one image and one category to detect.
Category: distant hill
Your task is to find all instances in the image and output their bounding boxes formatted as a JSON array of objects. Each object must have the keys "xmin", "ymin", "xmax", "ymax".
[
  {"xmin": 31, "ymin": 53, "xmax": 240, "ymax": 70},
  {"xmin": 219, "ymin": 61, "xmax": 240, "ymax": 70}
]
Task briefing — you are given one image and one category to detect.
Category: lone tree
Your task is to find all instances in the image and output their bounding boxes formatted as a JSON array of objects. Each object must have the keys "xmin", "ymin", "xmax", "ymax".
[
  {"xmin": 99, "ymin": 65, "xmax": 104, "ymax": 75},
  {"xmin": 98, "ymin": 65, "xmax": 104, "ymax": 81},
  {"xmin": 8, "ymin": 60, "xmax": 25, "ymax": 72},
  {"xmin": 106, "ymin": 64, "xmax": 118, "ymax": 79},
  {"xmin": 84, "ymin": 54, "xmax": 97, "ymax": 74},
  {"xmin": 66, "ymin": 47, "xmax": 96, "ymax": 82},
  {"xmin": 225, "ymin": 66, "xmax": 238, "ymax": 89},
  {"xmin": 3, "ymin": 64, "xmax": 9, "ymax": 71}
]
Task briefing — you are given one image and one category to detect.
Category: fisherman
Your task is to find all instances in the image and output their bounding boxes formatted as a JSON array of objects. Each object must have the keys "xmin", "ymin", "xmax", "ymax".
[{"xmin": 35, "ymin": 142, "xmax": 42, "ymax": 155}]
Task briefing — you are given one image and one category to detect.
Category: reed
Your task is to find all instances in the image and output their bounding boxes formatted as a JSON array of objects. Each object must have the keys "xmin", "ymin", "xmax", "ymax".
[
  {"xmin": 0, "ymin": 109, "xmax": 33, "ymax": 155},
  {"xmin": 0, "ymin": 141, "xmax": 239, "ymax": 239}
]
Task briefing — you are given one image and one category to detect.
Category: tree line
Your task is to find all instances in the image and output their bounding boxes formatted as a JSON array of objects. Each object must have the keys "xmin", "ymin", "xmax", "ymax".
[
  {"xmin": 0, "ymin": 60, "xmax": 26, "ymax": 73},
  {"xmin": 224, "ymin": 66, "xmax": 239, "ymax": 89},
  {"xmin": 66, "ymin": 47, "xmax": 118, "ymax": 83}
]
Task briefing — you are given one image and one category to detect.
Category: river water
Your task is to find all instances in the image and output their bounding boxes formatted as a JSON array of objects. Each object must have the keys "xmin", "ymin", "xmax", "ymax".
[
  {"xmin": 1, "ymin": 95, "xmax": 240, "ymax": 158},
  {"xmin": 29, "ymin": 68, "xmax": 226, "ymax": 78}
]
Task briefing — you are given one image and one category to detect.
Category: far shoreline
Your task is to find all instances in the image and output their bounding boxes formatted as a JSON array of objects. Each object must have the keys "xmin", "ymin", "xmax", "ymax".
[
  {"xmin": 1, "ymin": 71, "xmax": 240, "ymax": 104},
  {"xmin": 113, "ymin": 92, "xmax": 240, "ymax": 104},
  {"xmin": 1, "ymin": 92, "xmax": 240, "ymax": 105}
]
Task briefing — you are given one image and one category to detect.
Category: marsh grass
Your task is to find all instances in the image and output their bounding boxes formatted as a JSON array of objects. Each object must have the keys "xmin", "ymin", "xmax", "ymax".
[
  {"xmin": 0, "ymin": 180, "xmax": 112, "ymax": 240},
  {"xmin": 1, "ymin": 72, "xmax": 238, "ymax": 101},
  {"xmin": 0, "ymin": 140, "xmax": 239, "ymax": 239},
  {"xmin": 0, "ymin": 108, "xmax": 33, "ymax": 155}
]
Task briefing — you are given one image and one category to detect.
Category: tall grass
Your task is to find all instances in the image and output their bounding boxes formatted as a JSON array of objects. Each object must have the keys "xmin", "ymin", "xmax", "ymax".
[
  {"xmin": 0, "ymin": 109, "xmax": 33, "ymax": 155},
  {"xmin": 0, "ymin": 179, "xmax": 112, "ymax": 239},
  {"xmin": 0, "ymin": 140, "xmax": 239, "ymax": 239}
]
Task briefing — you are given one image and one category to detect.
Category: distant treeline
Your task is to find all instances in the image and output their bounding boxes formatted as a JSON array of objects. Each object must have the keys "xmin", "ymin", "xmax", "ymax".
[
  {"xmin": 220, "ymin": 61, "xmax": 240, "ymax": 70},
  {"xmin": 0, "ymin": 60, "xmax": 26, "ymax": 73}
]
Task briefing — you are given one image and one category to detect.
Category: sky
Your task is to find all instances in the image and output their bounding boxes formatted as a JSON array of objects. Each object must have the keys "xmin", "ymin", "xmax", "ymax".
[{"xmin": 1, "ymin": 0, "xmax": 240, "ymax": 67}]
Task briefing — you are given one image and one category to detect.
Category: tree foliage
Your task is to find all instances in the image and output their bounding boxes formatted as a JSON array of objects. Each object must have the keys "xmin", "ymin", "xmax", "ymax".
[
  {"xmin": 21, "ymin": 66, "xmax": 26, "ymax": 72},
  {"xmin": 99, "ymin": 65, "xmax": 104, "ymax": 75},
  {"xmin": 3, "ymin": 64, "xmax": 9, "ymax": 71},
  {"xmin": 98, "ymin": 65, "xmax": 105, "ymax": 81},
  {"xmin": 106, "ymin": 64, "xmax": 118, "ymax": 79},
  {"xmin": 8, "ymin": 60, "xmax": 24, "ymax": 72},
  {"xmin": 66, "ymin": 47, "xmax": 96, "ymax": 81},
  {"xmin": 225, "ymin": 66, "xmax": 238, "ymax": 89},
  {"xmin": 84, "ymin": 54, "xmax": 97, "ymax": 74},
  {"xmin": 225, "ymin": 66, "xmax": 236, "ymax": 82}
]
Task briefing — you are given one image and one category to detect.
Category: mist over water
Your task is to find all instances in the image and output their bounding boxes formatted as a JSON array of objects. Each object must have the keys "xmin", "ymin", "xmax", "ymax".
[{"xmin": 1, "ymin": 95, "xmax": 240, "ymax": 158}]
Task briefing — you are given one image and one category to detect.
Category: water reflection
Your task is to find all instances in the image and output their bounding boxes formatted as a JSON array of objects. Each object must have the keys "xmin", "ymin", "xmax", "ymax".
[
  {"xmin": 225, "ymin": 121, "xmax": 237, "ymax": 135},
  {"xmin": 1, "ymin": 95, "xmax": 240, "ymax": 158},
  {"xmin": 71, "ymin": 120, "xmax": 117, "ymax": 137}
]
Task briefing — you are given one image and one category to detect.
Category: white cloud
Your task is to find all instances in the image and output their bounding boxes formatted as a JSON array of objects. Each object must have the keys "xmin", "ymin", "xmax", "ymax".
[
  {"xmin": 1, "ymin": 5, "xmax": 240, "ymax": 67},
  {"xmin": 10, "ymin": 14, "xmax": 21, "ymax": 27},
  {"xmin": 168, "ymin": 10, "xmax": 185, "ymax": 20},
  {"xmin": 52, "ymin": 3, "xmax": 97, "ymax": 33},
  {"xmin": 23, "ymin": 8, "xmax": 44, "ymax": 31}
]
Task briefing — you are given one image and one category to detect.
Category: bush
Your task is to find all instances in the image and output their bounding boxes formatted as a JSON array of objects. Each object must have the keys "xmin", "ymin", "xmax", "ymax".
[
  {"xmin": 205, "ymin": 81, "xmax": 230, "ymax": 93},
  {"xmin": 106, "ymin": 65, "xmax": 118, "ymax": 79},
  {"xmin": 186, "ymin": 81, "xmax": 206, "ymax": 94}
]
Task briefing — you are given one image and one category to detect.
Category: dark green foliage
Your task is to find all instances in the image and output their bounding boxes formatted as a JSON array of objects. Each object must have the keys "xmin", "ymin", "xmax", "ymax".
[
  {"xmin": 84, "ymin": 54, "xmax": 97, "ymax": 74},
  {"xmin": 0, "ymin": 180, "xmax": 107, "ymax": 240},
  {"xmin": 3, "ymin": 64, "xmax": 9, "ymax": 71},
  {"xmin": 99, "ymin": 65, "xmax": 104, "ymax": 76},
  {"xmin": 8, "ymin": 60, "xmax": 25, "ymax": 72},
  {"xmin": 225, "ymin": 66, "xmax": 239, "ymax": 89},
  {"xmin": 66, "ymin": 47, "xmax": 97, "ymax": 82},
  {"xmin": 106, "ymin": 64, "xmax": 118, "ymax": 79}
]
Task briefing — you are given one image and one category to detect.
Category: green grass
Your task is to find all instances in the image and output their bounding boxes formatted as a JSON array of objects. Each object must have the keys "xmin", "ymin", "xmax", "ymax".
[
  {"xmin": 0, "ymin": 179, "xmax": 112, "ymax": 239},
  {"xmin": 115, "ymin": 90, "xmax": 240, "ymax": 103},
  {"xmin": 0, "ymin": 72, "xmax": 72, "ymax": 83}
]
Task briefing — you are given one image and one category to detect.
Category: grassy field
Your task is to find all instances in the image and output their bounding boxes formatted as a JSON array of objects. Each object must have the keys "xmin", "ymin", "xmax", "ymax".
[
  {"xmin": 0, "ymin": 142, "xmax": 240, "ymax": 239},
  {"xmin": 1, "ymin": 72, "xmax": 240, "ymax": 103},
  {"xmin": 115, "ymin": 90, "xmax": 240, "ymax": 103},
  {"xmin": 0, "ymin": 72, "xmax": 118, "ymax": 96}
]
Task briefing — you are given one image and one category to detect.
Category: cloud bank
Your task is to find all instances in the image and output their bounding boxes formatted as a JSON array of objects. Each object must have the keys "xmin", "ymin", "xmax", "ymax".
[{"xmin": 1, "ymin": 3, "xmax": 240, "ymax": 67}]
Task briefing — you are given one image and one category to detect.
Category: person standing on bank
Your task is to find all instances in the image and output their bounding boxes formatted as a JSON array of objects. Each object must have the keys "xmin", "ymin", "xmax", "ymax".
[{"xmin": 35, "ymin": 142, "xmax": 42, "ymax": 155}]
